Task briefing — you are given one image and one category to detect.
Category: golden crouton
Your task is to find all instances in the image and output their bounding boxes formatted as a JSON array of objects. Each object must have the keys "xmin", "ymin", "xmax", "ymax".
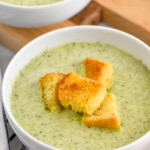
[
  {"xmin": 39, "ymin": 73, "xmax": 65, "ymax": 110},
  {"xmin": 83, "ymin": 58, "xmax": 113, "ymax": 88},
  {"xmin": 57, "ymin": 72, "xmax": 106, "ymax": 115},
  {"xmin": 82, "ymin": 93, "xmax": 120, "ymax": 130}
]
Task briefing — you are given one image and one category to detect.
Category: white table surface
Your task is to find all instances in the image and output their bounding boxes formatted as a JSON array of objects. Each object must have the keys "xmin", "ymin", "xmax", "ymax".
[{"xmin": 0, "ymin": 44, "xmax": 14, "ymax": 74}]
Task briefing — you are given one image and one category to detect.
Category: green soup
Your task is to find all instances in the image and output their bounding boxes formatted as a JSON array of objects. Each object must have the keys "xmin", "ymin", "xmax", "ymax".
[
  {"xmin": 10, "ymin": 42, "xmax": 150, "ymax": 150},
  {"xmin": 0, "ymin": 0, "xmax": 62, "ymax": 6}
]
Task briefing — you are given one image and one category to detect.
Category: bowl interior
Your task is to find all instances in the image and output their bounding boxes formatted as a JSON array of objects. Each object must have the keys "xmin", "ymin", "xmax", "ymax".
[{"xmin": 2, "ymin": 26, "xmax": 150, "ymax": 150}]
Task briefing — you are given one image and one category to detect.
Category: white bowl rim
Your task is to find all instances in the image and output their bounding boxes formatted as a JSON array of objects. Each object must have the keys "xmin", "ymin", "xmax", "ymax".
[
  {"xmin": 0, "ymin": 0, "xmax": 71, "ymax": 9},
  {"xmin": 2, "ymin": 25, "xmax": 150, "ymax": 150}
]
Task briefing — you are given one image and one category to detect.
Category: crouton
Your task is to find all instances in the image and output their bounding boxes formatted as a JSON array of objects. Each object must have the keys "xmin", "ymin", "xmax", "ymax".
[
  {"xmin": 82, "ymin": 93, "xmax": 120, "ymax": 129},
  {"xmin": 57, "ymin": 72, "xmax": 106, "ymax": 115},
  {"xmin": 83, "ymin": 58, "xmax": 113, "ymax": 88},
  {"xmin": 39, "ymin": 73, "xmax": 65, "ymax": 110}
]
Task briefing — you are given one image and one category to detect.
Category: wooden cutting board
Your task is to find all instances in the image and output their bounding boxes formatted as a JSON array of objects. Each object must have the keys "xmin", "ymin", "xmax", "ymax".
[{"xmin": 0, "ymin": 0, "xmax": 149, "ymax": 52}]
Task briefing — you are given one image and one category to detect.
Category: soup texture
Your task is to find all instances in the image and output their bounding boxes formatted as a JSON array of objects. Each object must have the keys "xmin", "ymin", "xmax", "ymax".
[
  {"xmin": 0, "ymin": 0, "xmax": 62, "ymax": 6},
  {"xmin": 10, "ymin": 42, "xmax": 150, "ymax": 150}
]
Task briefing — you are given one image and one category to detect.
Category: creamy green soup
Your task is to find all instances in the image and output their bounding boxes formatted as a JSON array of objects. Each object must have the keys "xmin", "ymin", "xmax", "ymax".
[
  {"xmin": 0, "ymin": 0, "xmax": 62, "ymax": 6},
  {"xmin": 11, "ymin": 42, "xmax": 150, "ymax": 150}
]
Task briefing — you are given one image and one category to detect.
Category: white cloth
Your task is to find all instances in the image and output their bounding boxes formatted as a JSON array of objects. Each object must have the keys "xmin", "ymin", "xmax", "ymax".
[{"xmin": 0, "ymin": 69, "xmax": 9, "ymax": 150}]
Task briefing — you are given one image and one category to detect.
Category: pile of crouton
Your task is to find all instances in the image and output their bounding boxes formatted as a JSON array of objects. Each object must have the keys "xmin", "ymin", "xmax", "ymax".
[{"xmin": 39, "ymin": 58, "xmax": 120, "ymax": 130}]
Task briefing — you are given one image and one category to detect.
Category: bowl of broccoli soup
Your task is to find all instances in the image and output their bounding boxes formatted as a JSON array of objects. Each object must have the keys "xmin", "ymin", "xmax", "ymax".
[
  {"xmin": 2, "ymin": 26, "xmax": 150, "ymax": 150},
  {"xmin": 0, "ymin": 0, "xmax": 90, "ymax": 27}
]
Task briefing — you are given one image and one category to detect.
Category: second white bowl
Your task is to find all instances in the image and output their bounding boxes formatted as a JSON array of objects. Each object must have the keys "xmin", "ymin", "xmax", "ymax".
[{"xmin": 0, "ymin": 0, "xmax": 90, "ymax": 28}]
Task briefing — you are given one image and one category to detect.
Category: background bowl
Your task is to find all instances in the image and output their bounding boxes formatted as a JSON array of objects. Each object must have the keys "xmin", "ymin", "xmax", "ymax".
[
  {"xmin": 2, "ymin": 26, "xmax": 150, "ymax": 150},
  {"xmin": 0, "ymin": 0, "xmax": 90, "ymax": 28}
]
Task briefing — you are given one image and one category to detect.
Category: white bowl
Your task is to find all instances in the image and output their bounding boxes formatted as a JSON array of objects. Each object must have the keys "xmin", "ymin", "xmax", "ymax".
[
  {"xmin": 2, "ymin": 26, "xmax": 150, "ymax": 150},
  {"xmin": 0, "ymin": 0, "xmax": 90, "ymax": 28}
]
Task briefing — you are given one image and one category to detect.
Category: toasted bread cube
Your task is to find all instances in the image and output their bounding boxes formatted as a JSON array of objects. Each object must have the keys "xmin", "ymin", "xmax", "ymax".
[
  {"xmin": 57, "ymin": 72, "xmax": 106, "ymax": 115},
  {"xmin": 82, "ymin": 93, "xmax": 120, "ymax": 129},
  {"xmin": 39, "ymin": 73, "xmax": 65, "ymax": 110},
  {"xmin": 83, "ymin": 58, "xmax": 113, "ymax": 88}
]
